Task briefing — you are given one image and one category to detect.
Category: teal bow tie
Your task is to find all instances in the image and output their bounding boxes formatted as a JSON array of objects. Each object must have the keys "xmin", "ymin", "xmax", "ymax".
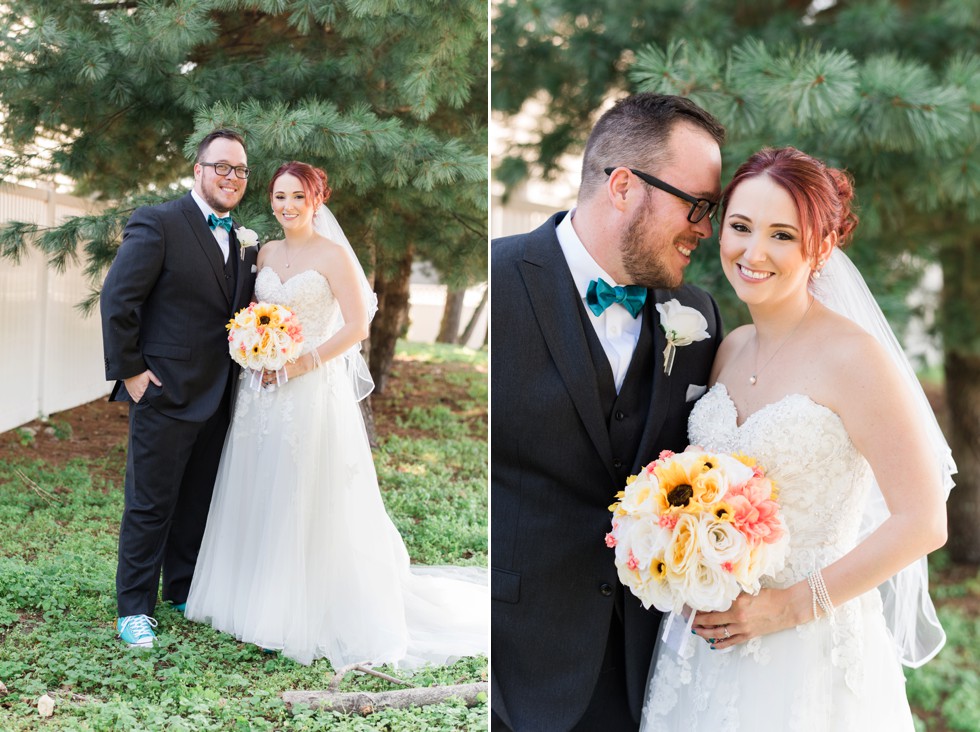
[
  {"xmin": 208, "ymin": 213, "xmax": 233, "ymax": 232},
  {"xmin": 586, "ymin": 278, "xmax": 647, "ymax": 318}
]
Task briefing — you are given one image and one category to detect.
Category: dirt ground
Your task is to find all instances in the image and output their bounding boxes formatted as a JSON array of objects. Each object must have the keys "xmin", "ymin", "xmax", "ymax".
[{"xmin": 0, "ymin": 357, "xmax": 486, "ymax": 468}]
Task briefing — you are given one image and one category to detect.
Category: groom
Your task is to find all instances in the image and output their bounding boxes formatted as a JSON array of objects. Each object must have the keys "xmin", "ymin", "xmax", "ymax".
[
  {"xmin": 491, "ymin": 94, "xmax": 725, "ymax": 730},
  {"xmin": 100, "ymin": 129, "xmax": 258, "ymax": 649}
]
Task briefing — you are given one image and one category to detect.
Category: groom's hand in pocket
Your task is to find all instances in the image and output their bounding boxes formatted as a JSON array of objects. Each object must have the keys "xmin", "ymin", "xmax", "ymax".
[{"xmin": 124, "ymin": 369, "xmax": 162, "ymax": 403}]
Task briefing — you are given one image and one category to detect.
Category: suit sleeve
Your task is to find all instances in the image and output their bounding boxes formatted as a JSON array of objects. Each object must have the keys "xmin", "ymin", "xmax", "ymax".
[{"xmin": 100, "ymin": 206, "xmax": 165, "ymax": 381}]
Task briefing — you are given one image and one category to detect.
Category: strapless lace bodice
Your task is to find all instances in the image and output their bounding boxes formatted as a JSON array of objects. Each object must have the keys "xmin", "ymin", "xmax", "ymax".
[
  {"xmin": 254, "ymin": 267, "xmax": 340, "ymax": 352},
  {"xmin": 689, "ymin": 383, "xmax": 872, "ymax": 587},
  {"xmin": 674, "ymin": 383, "xmax": 884, "ymax": 698}
]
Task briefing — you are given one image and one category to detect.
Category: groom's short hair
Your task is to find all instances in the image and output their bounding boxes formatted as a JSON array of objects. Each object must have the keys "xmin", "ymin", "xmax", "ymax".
[
  {"xmin": 578, "ymin": 93, "xmax": 725, "ymax": 202},
  {"xmin": 195, "ymin": 129, "xmax": 247, "ymax": 162}
]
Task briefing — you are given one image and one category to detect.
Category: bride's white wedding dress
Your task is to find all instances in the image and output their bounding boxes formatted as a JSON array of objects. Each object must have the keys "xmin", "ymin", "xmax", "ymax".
[
  {"xmin": 641, "ymin": 383, "xmax": 914, "ymax": 731},
  {"xmin": 186, "ymin": 267, "xmax": 488, "ymax": 667}
]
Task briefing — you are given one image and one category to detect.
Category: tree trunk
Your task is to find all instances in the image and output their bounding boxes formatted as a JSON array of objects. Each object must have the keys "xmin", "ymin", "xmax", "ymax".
[
  {"xmin": 359, "ymin": 238, "xmax": 379, "ymax": 447},
  {"xmin": 369, "ymin": 246, "xmax": 413, "ymax": 395},
  {"xmin": 940, "ymin": 239, "xmax": 980, "ymax": 563},
  {"xmin": 460, "ymin": 285, "xmax": 488, "ymax": 346},
  {"xmin": 945, "ymin": 349, "xmax": 980, "ymax": 562},
  {"xmin": 437, "ymin": 288, "xmax": 467, "ymax": 344}
]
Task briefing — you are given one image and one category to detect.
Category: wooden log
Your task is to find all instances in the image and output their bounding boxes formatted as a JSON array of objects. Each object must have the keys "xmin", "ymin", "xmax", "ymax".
[{"xmin": 282, "ymin": 682, "xmax": 488, "ymax": 715}]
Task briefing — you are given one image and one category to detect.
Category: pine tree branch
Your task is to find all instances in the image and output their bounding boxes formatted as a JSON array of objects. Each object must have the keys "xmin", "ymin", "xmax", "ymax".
[{"xmin": 450, "ymin": 212, "xmax": 485, "ymax": 239}]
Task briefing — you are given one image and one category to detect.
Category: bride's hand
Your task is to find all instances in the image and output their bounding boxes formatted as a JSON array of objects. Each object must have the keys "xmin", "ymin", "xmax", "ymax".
[
  {"xmin": 260, "ymin": 353, "xmax": 316, "ymax": 387},
  {"xmin": 691, "ymin": 583, "xmax": 810, "ymax": 650}
]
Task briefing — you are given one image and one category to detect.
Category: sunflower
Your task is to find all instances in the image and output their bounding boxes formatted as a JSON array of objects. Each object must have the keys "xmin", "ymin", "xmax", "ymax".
[
  {"xmin": 653, "ymin": 454, "xmax": 711, "ymax": 514},
  {"xmin": 712, "ymin": 501, "xmax": 735, "ymax": 522}
]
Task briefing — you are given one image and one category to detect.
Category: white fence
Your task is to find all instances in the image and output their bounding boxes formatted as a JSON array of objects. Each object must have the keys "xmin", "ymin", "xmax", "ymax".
[
  {"xmin": 490, "ymin": 193, "xmax": 561, "ymax": 240},
  {"xmin": 0, "ymin": 182, "xmax": 487, "ymax": 435},
  {"xmin": 0, "ymin": 183, "xmax": 109, "ymax": 434}
]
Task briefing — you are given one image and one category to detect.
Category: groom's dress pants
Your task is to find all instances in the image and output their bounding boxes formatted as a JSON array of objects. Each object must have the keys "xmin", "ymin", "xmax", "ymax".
[
  {"xmin": 115, "ymin": 380, "xmax": 231, "ymax": 617},
  {"xmin": 571, "ymin": 591, "xmax": 638, "ymax": 732}
]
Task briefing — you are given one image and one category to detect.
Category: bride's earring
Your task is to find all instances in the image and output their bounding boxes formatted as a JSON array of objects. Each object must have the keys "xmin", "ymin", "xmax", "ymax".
[{"xmin": 812, "ymin": 258, "xmax": 826, "ymax": 279}]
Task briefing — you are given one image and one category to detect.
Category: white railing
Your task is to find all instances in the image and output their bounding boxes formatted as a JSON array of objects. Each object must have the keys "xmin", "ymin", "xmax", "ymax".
[{"xmin": 0, "ymin": 183, "xmax": 109, "ymax": 434}]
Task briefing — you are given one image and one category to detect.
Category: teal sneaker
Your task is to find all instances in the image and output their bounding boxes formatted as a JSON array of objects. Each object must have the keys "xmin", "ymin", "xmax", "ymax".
[
  {"xmin": 117, "ymin": 614, "xmax": 157, "ymax": 648},
  {"xmin": 171, "ymin": 603, "xmax": 186, "ymax": 613}
]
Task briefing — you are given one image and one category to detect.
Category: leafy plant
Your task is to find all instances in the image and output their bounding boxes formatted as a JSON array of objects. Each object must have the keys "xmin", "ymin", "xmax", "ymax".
[
  {"xmin": 0, "ymin": 342, "xmax": 488, "ymax": 731},
  {"xmin": 13, "ymin": 428, "xmax": 35, "ymax": 448}
]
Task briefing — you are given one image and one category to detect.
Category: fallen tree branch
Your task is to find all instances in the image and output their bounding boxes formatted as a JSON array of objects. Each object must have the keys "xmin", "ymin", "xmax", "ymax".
[
  {"xmin": 327, "ymin": 663, "xmax": 414, "ymax": 692},
  {"xmin": 282, "ymin": 682, "xmax": 488, "ymax": 715},
  {"xmin": 14, "ymin": 469, "xmax": 58, "ymax": 505}
]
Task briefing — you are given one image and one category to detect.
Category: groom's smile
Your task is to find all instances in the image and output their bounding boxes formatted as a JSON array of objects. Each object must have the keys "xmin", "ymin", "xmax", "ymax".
[{"xmin": 193, "ymin": 137, "xmax": 248, "ymax": 215}]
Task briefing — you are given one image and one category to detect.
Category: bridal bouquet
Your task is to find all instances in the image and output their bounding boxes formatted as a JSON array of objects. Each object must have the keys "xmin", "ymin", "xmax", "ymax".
[
  {"xmin": 227, "ymin": 301, "xmax": 304, "ymax": 373},
  {"xmin": 606, "ymin": 448, "xmax": 789, "ymax": 614}
]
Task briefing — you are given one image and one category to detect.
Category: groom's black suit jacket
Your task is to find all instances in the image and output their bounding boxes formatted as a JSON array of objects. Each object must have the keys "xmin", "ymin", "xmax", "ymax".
[
  {"xmin": 101, "ymin": 192, "xmax": 257, "ymax": 419},
  {"xmin": 490, "ymin": 213, "xmax": 722, "ymax": 731}
]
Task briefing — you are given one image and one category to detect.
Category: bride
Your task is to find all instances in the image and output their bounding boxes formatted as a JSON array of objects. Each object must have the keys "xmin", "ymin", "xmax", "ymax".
[
  {"xmin": 185, "ymin": 161, "xmax": 488, "ymax": 668},
  {"xmin": 641, "ymin": 147, "xmax": 953, "ymax": 730}
]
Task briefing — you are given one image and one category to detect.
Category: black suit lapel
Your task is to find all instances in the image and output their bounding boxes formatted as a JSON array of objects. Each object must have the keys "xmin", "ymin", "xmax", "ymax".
[
  {"xmin": 180, "ymin": 196, "xmax": 233, "ymax": 304},
  {"xmin": 632, "ymin": 291, "xmax": 673, "ymax": 470},
  {"xmin": 228, "ymin": 226, "xmax": 246, "ymax": 309},
  {"xmin": 519, "ymin": 216, "xmax": 616, "ymax": 481}
]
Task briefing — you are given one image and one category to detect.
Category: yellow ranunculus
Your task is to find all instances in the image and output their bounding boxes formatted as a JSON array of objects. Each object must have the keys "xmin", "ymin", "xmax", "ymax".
[
  {"xmin": 664, "ymin": 513, "xmax": 698, "ymax": 578},
  {"xmin": 693, "ymin": 468, "xmax": 728, "ymax": 505}
]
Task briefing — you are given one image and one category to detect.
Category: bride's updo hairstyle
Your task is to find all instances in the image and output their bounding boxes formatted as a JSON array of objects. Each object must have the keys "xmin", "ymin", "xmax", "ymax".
[
  {"xmin": 268, "ymin": 161, "xmax": 332, "ymax": 206},
  {"xmin": 720, "ymin": 147, "xmax": 858, "ymax": 259}
]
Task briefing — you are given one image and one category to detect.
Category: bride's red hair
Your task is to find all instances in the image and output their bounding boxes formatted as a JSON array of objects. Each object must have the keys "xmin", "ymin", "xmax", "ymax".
[
  {"xmin": 268, "ymin": 161, "xmax": 332, "ymax": 206},
  {"xmin": 720, "ymin": 147, "xmax": 858, "ymax": 258}
]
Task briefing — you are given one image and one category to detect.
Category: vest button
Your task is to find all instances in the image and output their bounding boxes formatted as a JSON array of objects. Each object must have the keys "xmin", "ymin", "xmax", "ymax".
[
  {"xmin": 615, "ymin": 410, "xmax": 625, "ymax": 421},
  {"xmin": 613, "ymin": 459, "xmax": 623, "ymax": 469},
  {"xmin": 600, "ymin": 583, "xmax": 613, "ymax": 597}
]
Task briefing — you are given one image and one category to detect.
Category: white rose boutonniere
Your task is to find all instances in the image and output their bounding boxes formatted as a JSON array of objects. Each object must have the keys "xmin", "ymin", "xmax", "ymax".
[
  {"xmin": 237, "ymin": 227, "xmax": 259, "ymax": 260},
  {"xmin": 656, "ymin": 299, "xmax": 710, "ymax": 376}
]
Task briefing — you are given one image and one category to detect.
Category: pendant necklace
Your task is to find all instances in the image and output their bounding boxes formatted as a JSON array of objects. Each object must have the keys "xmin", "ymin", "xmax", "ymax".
[
  {"xmin": 283, "ymin": 243, "xmax": 292, "ymax": 268},
  {"xmin": 749, "ymin": 297, "xmax": 815, "ymax": 386}
]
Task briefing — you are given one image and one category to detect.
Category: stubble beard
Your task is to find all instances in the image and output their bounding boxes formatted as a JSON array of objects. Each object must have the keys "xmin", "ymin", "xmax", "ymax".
[
  {"xmin": 200, "ymin": 183, "xmax": 244, "ymax": 216},
  {"xmin": 619, "ymin": 205, "xmax": 684, "ymax": 290}
]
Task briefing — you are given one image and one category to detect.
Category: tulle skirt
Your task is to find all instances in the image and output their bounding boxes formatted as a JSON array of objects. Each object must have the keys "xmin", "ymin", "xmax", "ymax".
[
  {"xmin": 186, "ymin": 357, "xmax": 488, "ymax": 668},
  {"xmin": 641, "ymin": 591, "xmax": 915, "ymax": 731}
]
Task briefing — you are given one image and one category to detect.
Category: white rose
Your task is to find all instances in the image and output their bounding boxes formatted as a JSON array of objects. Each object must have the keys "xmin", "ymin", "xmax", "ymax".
[
  {"xmin": 628, "ymin": 519, "xmax": 670, "ymax": 569},
  {"xmin": 237, "ymin": 226, "xmax": 260, "ymax": 260},
  {"xmin": 620, "ymin": 473, "xmax": 660, "ymax": 516},
  {"xmin": 712, "ymin": 453, "xmax": 755, "ymax": 485},
  {"xmin": 698, "ymin": 517, "xmax": 748, "ymax": 568},
  {"xmin": 236, "ymin": 226, "xmax": 259, "ymax": 248},
  {"xmin": 656, "ymin": 299, "xmax": 710, "ymax": 346},
  {"xmin": 682, "ymin": 559, "xmax": 740, "ymax": 612}
]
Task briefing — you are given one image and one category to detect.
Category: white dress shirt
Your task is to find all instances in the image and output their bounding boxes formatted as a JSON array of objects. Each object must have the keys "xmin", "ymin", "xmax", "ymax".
[
  {"xmin": 555, "ymin": 210, "xmax": 643, "ymax": 393},
  {"xmin": 191, "ymin": 189, "xmax": 230, "ymax": 263}
]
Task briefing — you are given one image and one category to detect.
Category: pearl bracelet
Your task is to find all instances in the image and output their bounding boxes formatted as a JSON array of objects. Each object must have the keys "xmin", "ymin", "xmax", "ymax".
[{"xmin": 807, "ymin": 570, "xmax": 835, "ymax": 621}]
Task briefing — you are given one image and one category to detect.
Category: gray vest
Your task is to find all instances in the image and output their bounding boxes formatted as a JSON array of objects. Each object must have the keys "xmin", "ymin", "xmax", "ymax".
[{"xmin": 575, "ymin": 298, "xmax": 656, "ymax": 488}]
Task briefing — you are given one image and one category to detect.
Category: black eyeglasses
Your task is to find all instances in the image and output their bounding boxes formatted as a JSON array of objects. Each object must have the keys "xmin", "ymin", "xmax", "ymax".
[
  {"xmin": 200, "ymin": 162, "xmax": 251, "ymax": 179},
  {"xmin": 604, "ymin": 167, "xmax": 718, "ymax": 223}
]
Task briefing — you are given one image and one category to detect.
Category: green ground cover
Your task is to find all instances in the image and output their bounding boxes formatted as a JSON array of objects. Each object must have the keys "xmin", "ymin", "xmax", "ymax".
[{"xmin": 0, "ymin": 342, "xmax": 489, "ymax": 731}]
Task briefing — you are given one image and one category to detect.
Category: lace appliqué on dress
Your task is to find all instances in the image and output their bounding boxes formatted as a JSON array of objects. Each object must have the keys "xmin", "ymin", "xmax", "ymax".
[
  {"xmin": 231, "ymin": 268, "xmax": 342, "ymax": 461},
  {"xmin": 689, "ymin": 385, "xmax": 873, "ymax": 696}
]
